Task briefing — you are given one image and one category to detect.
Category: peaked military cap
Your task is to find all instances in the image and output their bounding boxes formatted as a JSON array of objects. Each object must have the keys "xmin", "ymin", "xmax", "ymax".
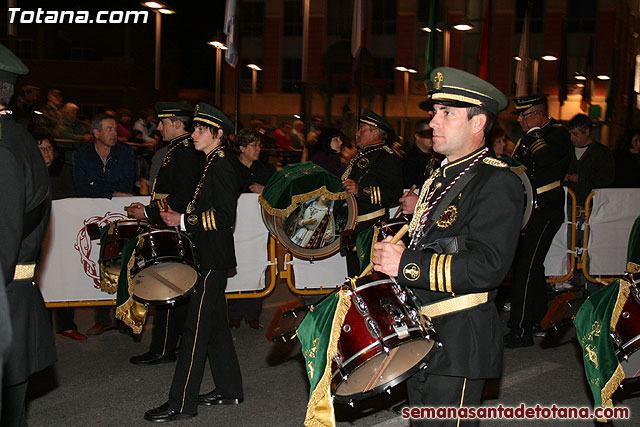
[
  {"xmin": 512, "ymin": 93, "xmax": 548, "ymax": 115},
  {"xmin": 419, "ymin": 67, "xmax": 508, "ymax": 116},
  {"xmin": 0, "ymin": 43, "xmax": 29, "ymax": 84},
  {"xmin": 193, "ymin": 103, "xmax": 235, "ymax": 135},
  {"xmin": 359, "ymin": 108, "xmax": 393, "ymax": 134},
  {"xmin": 155, "ymin": 102, "xmax": 193, "ymax": 119}
]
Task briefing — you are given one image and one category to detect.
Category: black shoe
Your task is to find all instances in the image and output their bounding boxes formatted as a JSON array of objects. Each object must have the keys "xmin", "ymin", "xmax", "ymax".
[
  {"xmin": 144, "ymin": 402, "xmax": 196, "ymax": 422},
  {"xmin": 130, "ymin": 352, "xmax": 177, "ymax": 365},
  {"xmin": 504, "ymin": 332, "xmax": 534, "ymax": 348},
  {"xmin": 198, "ymin": 390, "xmax": 243, "ymax": 406}
]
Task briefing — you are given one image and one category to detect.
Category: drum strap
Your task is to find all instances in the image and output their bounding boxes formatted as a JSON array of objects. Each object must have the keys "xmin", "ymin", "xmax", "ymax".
[{"xmin": 419, "ymin": 292, "xmax": 488, "ymax": 318}]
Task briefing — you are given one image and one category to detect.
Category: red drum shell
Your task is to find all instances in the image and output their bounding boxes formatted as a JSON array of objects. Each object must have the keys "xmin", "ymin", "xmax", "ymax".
[{"xmin": 612, "ymin": 285, "xmax": 640, "ymax": 378}]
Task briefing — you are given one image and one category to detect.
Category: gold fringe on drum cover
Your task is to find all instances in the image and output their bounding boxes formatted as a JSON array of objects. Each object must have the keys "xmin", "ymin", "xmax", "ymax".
[{"xmin": 115, "ymin": 235, "xmax": 148, "ymax": 334}]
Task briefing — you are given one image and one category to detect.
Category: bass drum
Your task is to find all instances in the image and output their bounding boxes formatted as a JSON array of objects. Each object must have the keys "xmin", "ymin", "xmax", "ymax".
[
  {"xmin": 503, "ymin": 157, "xmax": 536, "ymax": 230},
  {"xmin": 331, "ymin": 273, "xmax": 438, "ymax": 403},
  {"xmin": 611, "ymin": 282, "xmax": 640, "ymax": 378},
  {"xmin": 101, "ymin": 219, "xmax": 151, "ymax": 279}
]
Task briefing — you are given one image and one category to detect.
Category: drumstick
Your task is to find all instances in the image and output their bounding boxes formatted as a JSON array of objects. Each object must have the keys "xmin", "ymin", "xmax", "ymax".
[
  {"xmin": 360, "ymin": 224, "xmax": 409, "ymax": 277},
  {"xmin": 363, "ymin": 346, "xmax": 399, "ymax": 393},
  {"xmin": 392, "ymin": 185, "xmax": 417, "ymax": 219},
  {"xmin": 144, "ymin": 268, "xmax": 186, "ymax": 294}
]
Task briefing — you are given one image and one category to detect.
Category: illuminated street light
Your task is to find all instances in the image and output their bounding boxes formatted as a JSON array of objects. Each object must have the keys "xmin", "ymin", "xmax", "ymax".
[
  {"xmin": 208, "ymin": 39, "xmax": 228, "ymax": 106},
  {"xmin": 541, "ymin": 55, "xmax": 558, "ymax": 61},
  {"xmin": 141, "ymin": 1, "xmax": 176, "ymax": 92},
  {"xmin": 575, "ymin": 74, "xmax": 587, "ymax": 81},
  {"xmin": 597, "ymin": 74, "xmax": 611, "ymax": 80},
  {"xmin": 420, "ymin": 26, "xmax": 432, "ymax": 32},
  {"xmin": 247, "ymin": 64, "xmax": 262, "ymax": 118},
  {"xmin": 395, "ymin": 66, "xmax": 417, "ymax": 139}
]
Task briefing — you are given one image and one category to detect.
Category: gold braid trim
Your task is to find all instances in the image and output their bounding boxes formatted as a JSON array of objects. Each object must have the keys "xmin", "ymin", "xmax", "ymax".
[
  {"xmin": 259, "ymin": 186, "xmax": 350, "ymax": 218},
  {"xmin": 627, "ymin": 262, "xmax": 640, "ymax": 273},
  {"xmin": 115, "ymin": 235, "xmax": 148, "ymax": 334},
  {"xmin": 599, "ymin": 280, "xmax": 631, "ymax": 418},
  {"xmin": 99, "ymin": 264, "xmax": 120, "ymax": 294},
  {"xmin": 304, "ymin": 290, "xmax": 352, "ymax": 427}
]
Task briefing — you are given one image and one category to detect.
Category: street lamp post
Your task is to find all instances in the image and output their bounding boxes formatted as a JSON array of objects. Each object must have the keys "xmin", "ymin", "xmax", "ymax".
[
  {"xmin": 247, "ymin": 64, "xmax": 262, "ymax": 119},
  {"xmin": 514, "ymin": 55, "xmax": 558, "ymax": 93},
  {"xmin": 208, "ymin": 40, "xmax": 228, "ymax": 106},
  {"xmin": 395, "ymin": 66, "xmax": 418, "ymax": 139},
  {"xmin": 141, "ymin": 2, "xmax": 175, "ymax": 93}
]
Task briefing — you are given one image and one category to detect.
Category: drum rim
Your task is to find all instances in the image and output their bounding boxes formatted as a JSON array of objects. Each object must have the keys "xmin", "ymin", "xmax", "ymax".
[{"xmin": 331, "ymin": 337, "xmax": 436, "ymax": 402}]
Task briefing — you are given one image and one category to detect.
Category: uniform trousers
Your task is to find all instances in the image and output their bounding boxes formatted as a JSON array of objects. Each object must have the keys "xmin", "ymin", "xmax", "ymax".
[
  {"xmin": 407, "ymin": 371, "xmax": 485, "ymax": 427},
  {"xmin": 167, "ymin": 269, "xmax": 243, "ymax": 414},
  {"xmin": 149, "ymin": 302, "xmax": 188, "ymax": 356},
  {"xmin": 508, "ymin": 204, "xmax": 564, "ymax": 337}
]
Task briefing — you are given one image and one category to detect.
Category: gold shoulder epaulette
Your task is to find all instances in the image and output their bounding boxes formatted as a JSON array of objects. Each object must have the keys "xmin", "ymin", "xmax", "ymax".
[
  {"xmin": 482, "ymin": 157, "xmax": 508, "ymax": 168},
  {"xmin": 383, "ymin": 145, "xmax": 394, "ymax": 154},
  {"xmin": 183, "ymin": 139, "xmax": 189, "ymax": 146},
  {"xmin": 219, "ymin": 150, "xmax": 225, "ymax": 158}
]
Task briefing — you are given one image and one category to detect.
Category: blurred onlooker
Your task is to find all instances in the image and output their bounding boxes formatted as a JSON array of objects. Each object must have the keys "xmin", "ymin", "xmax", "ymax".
[
  {"xmin": 35, "ymin": 88, "xmax": 63, "ymax": 134},
  {"xmin": 308, "ymin": 115, "xmax": 323, "ymax": 136},
  {"xmin": 402, "ymin": 118, "xmax": 438, "ymax": 189},
  {"xmin": 564, "ymin": 113, "xmax": 615, "ymax": 206},
  {"xmin": 55, "ymin": 102, "xmax": 91, "ymax": 142},
  {"xmin": 35, "ymin": 131, "xmax": 86, "ymax": 341},
  {"xmin": 12, "ymin": 84, "xmax": 39, "ymax": 132},
  {"xmin": 488, "ymin": 126, "xmax": 508, "ymax": 159},
  {"xmin": 133, "ymin": 108, "xmax": 158, "ymax": 144},
  {"xmin": 290, "ymin": 119, "xmax": 306, "ymax": 150},
  {"xmin": 613, "ymin": 129, "xmax": 640, "ymax": 188},
  {"xmin": 310, "ymin": 127, "xmax": 346, "ymax": 177},
  {"xmin": 274, "ymin": 122, "xmax": 294, "ymax": 150},
  {"xmin": 116, "ymin": 108, "xmax": 133, "ymax": 142}
]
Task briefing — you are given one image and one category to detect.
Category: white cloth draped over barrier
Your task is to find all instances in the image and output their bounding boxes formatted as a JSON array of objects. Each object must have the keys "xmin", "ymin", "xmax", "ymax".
[
  {"xmin": 543, "ymin": 188, "xmax": 570, "ymax": 276},
  {"xmin": 587, "ymin": 189, "xmax": 640, "ymax": 275},
  {"xmin": 288, "ymin": 254, "xmax": 348, "ymax": 290},
  {"xmin": 38, "ymin": 194, "xmax": 269, "ymax": 303}
]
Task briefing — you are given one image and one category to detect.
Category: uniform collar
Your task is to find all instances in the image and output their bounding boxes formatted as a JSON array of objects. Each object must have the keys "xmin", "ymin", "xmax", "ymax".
[
  {"xmin": 361, "ymin": 141, "xmax": 387, "ymax": 153},
  {"xmin": 441, "ymin": 146, "xmax": 487, "ymax": 178},
  {"xmin": 168, "ymin": 132, "xmax": 190, "ymax": 147}
]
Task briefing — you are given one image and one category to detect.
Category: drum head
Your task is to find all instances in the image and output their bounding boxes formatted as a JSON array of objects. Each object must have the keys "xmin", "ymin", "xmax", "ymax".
[
  {"xmin": 334, "ymin": 338, "xmax": 434, "ymax": 401},
  {"xmin": 132, "ymin": 262, "xmax": 199, "ymax": 305},
  {"xmin": 261, "ymin": 194, "xmax": 357, "ymax": 261},
  {"xmin": 504, "ymin": 159, "xmax": 535, "ymax": 230}
]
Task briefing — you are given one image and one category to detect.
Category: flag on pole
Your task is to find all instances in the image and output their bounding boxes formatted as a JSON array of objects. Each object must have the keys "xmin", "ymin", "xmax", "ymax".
[
  {"xmin": 558, "ymin": 17, "xmax": 568, "ymax": 106},
  {"xmin": 477, "ymin": 0, "xmax": 492, "ymax": 80},
  {"xmin": 581, "ymin": 38, "xmax": 594, "ymax": 113},
  {"xmin": 351, "ymin": 0, "xmax": 367, "ymax": 86},
  {"xmin": 514, "ymin": 8, "xmax": 530, "ymax": 97},
  {"xmin": 298, "ymin": 290, "xmax": 352, "ymax": 427},
  {"xmin": 224, "ymin": 0, "xmax": 238, "ymax": 67},
  {"xmin": 423, "ymin": 0, "xmax": 437, "ymax": 81}
]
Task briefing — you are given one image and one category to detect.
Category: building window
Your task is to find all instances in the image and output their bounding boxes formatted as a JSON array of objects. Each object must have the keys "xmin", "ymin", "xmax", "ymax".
[
  {"xmin": 282, "ymin": 58, "xmax": 302, "ymax": 93},
  {"xmin": 567, "ymin": 0, "xmax": 597, "ymax": 32},
  {"xmin": 373, "ymin": 57, "xmax": 395, "ymax": 93},
  {"xmin": 284, "ymin": 1, "xmax": 302, "ymax": 36},
  {"xmin": 326, "ymin": 0, "xmax": 353, "ymax": 37},
  {"xmin": 515, "ymin": 0, "xmax": 544, "ymax": 33},
  {"xmin": 372, "ymin": 0, "xmax": 397, "ymax": 35},
  {"xmin": 240, "ymin": 1, "xmax": 264, "ymax": 37}
]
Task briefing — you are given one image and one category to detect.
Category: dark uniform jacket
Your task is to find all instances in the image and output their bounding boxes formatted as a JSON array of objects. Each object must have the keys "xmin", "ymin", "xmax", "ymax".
[
  {"xmin": 402, "ymin": 144, "xmax": 433, "ymax": 189},
  {"xmin": 396, "ymin": 148, "xmax": 523, "ymax": 379},
  {"xmin": 512, "ymin": 118, "xmax": 571, "ymax": 209},
  {"xmin": 184, "ymin": 148, "xmax": 239, "ymax": 271},
  {"xmin": 565, "ymin": 141, "xmax": 615, "ymax": 206},
  {"xmin": 0, "ymin": 114, "xmax": 57, "ymax": 385},
  {"xmin": 342, "ymin": 142, "xmax": 403, "ymax": 221},
  {"xmin": 145, "ymin": 133, "xmax": 204, "ymax": 225}
]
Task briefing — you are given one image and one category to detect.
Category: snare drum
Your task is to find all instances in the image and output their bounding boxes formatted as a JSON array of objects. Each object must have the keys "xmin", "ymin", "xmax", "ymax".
[
  {"xmin": 376, "ymin": 219, "xmax": 410, "ymax": 246},
  {"xmin": 100, "ymin": 219, "xmax": 151, "ymax": 291},
  {"xmin": 129, "ymin": 229, "xmax": 199, "ymax": 306},
  {"xmin": 611, "ymin": 283, "xmax": 640, "ymax": 378},
  {"xmin": 331, "ymin": 273, "xmax": 437, "ymax": 403}
]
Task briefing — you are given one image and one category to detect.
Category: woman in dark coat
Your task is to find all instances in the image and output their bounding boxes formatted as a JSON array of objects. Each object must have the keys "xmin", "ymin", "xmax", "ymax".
[{"xmin": 309, "ymin": 127, "xmax": 345, "ymax": 177}]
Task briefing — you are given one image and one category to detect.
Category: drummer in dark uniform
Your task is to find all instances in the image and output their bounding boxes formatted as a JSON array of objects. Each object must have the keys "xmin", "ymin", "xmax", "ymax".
[
  {"xmin": 373, "ymin": 67, "xmax": 523, "ymax": 426},
  {"xmin": 125, "ymin": 102, "xmax": 204, "ymax": 365},
  {"xmin": 342, "ymin": 108, "xmax": 403, "ymax": 276},
  {"xmin": 145, "ymin": 103, "xmax": 242, "ymax": 422},
  {"xmin": 505, "ymin": 94, "xmax": 571, "ymax": 348},
  {"xmin": 0, "ymin": 44, "xmax": 56, "ymax": 425}
]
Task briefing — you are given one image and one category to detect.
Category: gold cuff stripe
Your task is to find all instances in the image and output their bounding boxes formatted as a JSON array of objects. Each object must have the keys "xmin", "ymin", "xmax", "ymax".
[
  {"xmin": 210, "ymin": 211, "xmax": 217, "ymax": 230},
  {"xmin": 536, "ymin": 180, "xmax": 561, "ymax": 194},
  {"xmin": 201, "ymin": 212, "xmax": 208, "ymax": 231},
  {"xmin": 419, "ymin": 292, "xmax": 489, "ymax": 318},
  {"xmin": 445, "ymin": 255, "xmax": 453, "ymax": 293},
  {"xmin": 437, "ymin": 255, "xmax": 446, "ymax": 292},
  {"xmin": 14, "ymin": 263, "xmax": 36, "ymax": 281},
  {"xmin": 357, "ymin": 208, "xmax": 385, "ymax": 222},
  {"xmin": 376, "ymin": 187, "xmax": 381, "ymax": 204},
  {"xmin": 430, "ymin": 254, "xmax": 438, "ymax": 291},
  {"xmin": 431, "ymin": 93, "xmax": 483, "ymax": 107}
]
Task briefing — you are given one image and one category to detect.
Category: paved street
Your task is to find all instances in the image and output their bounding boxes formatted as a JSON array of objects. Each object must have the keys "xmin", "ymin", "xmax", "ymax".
[{"xmin": 26, "ymin": 281, "xmax": 638, "ymax": 426}]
